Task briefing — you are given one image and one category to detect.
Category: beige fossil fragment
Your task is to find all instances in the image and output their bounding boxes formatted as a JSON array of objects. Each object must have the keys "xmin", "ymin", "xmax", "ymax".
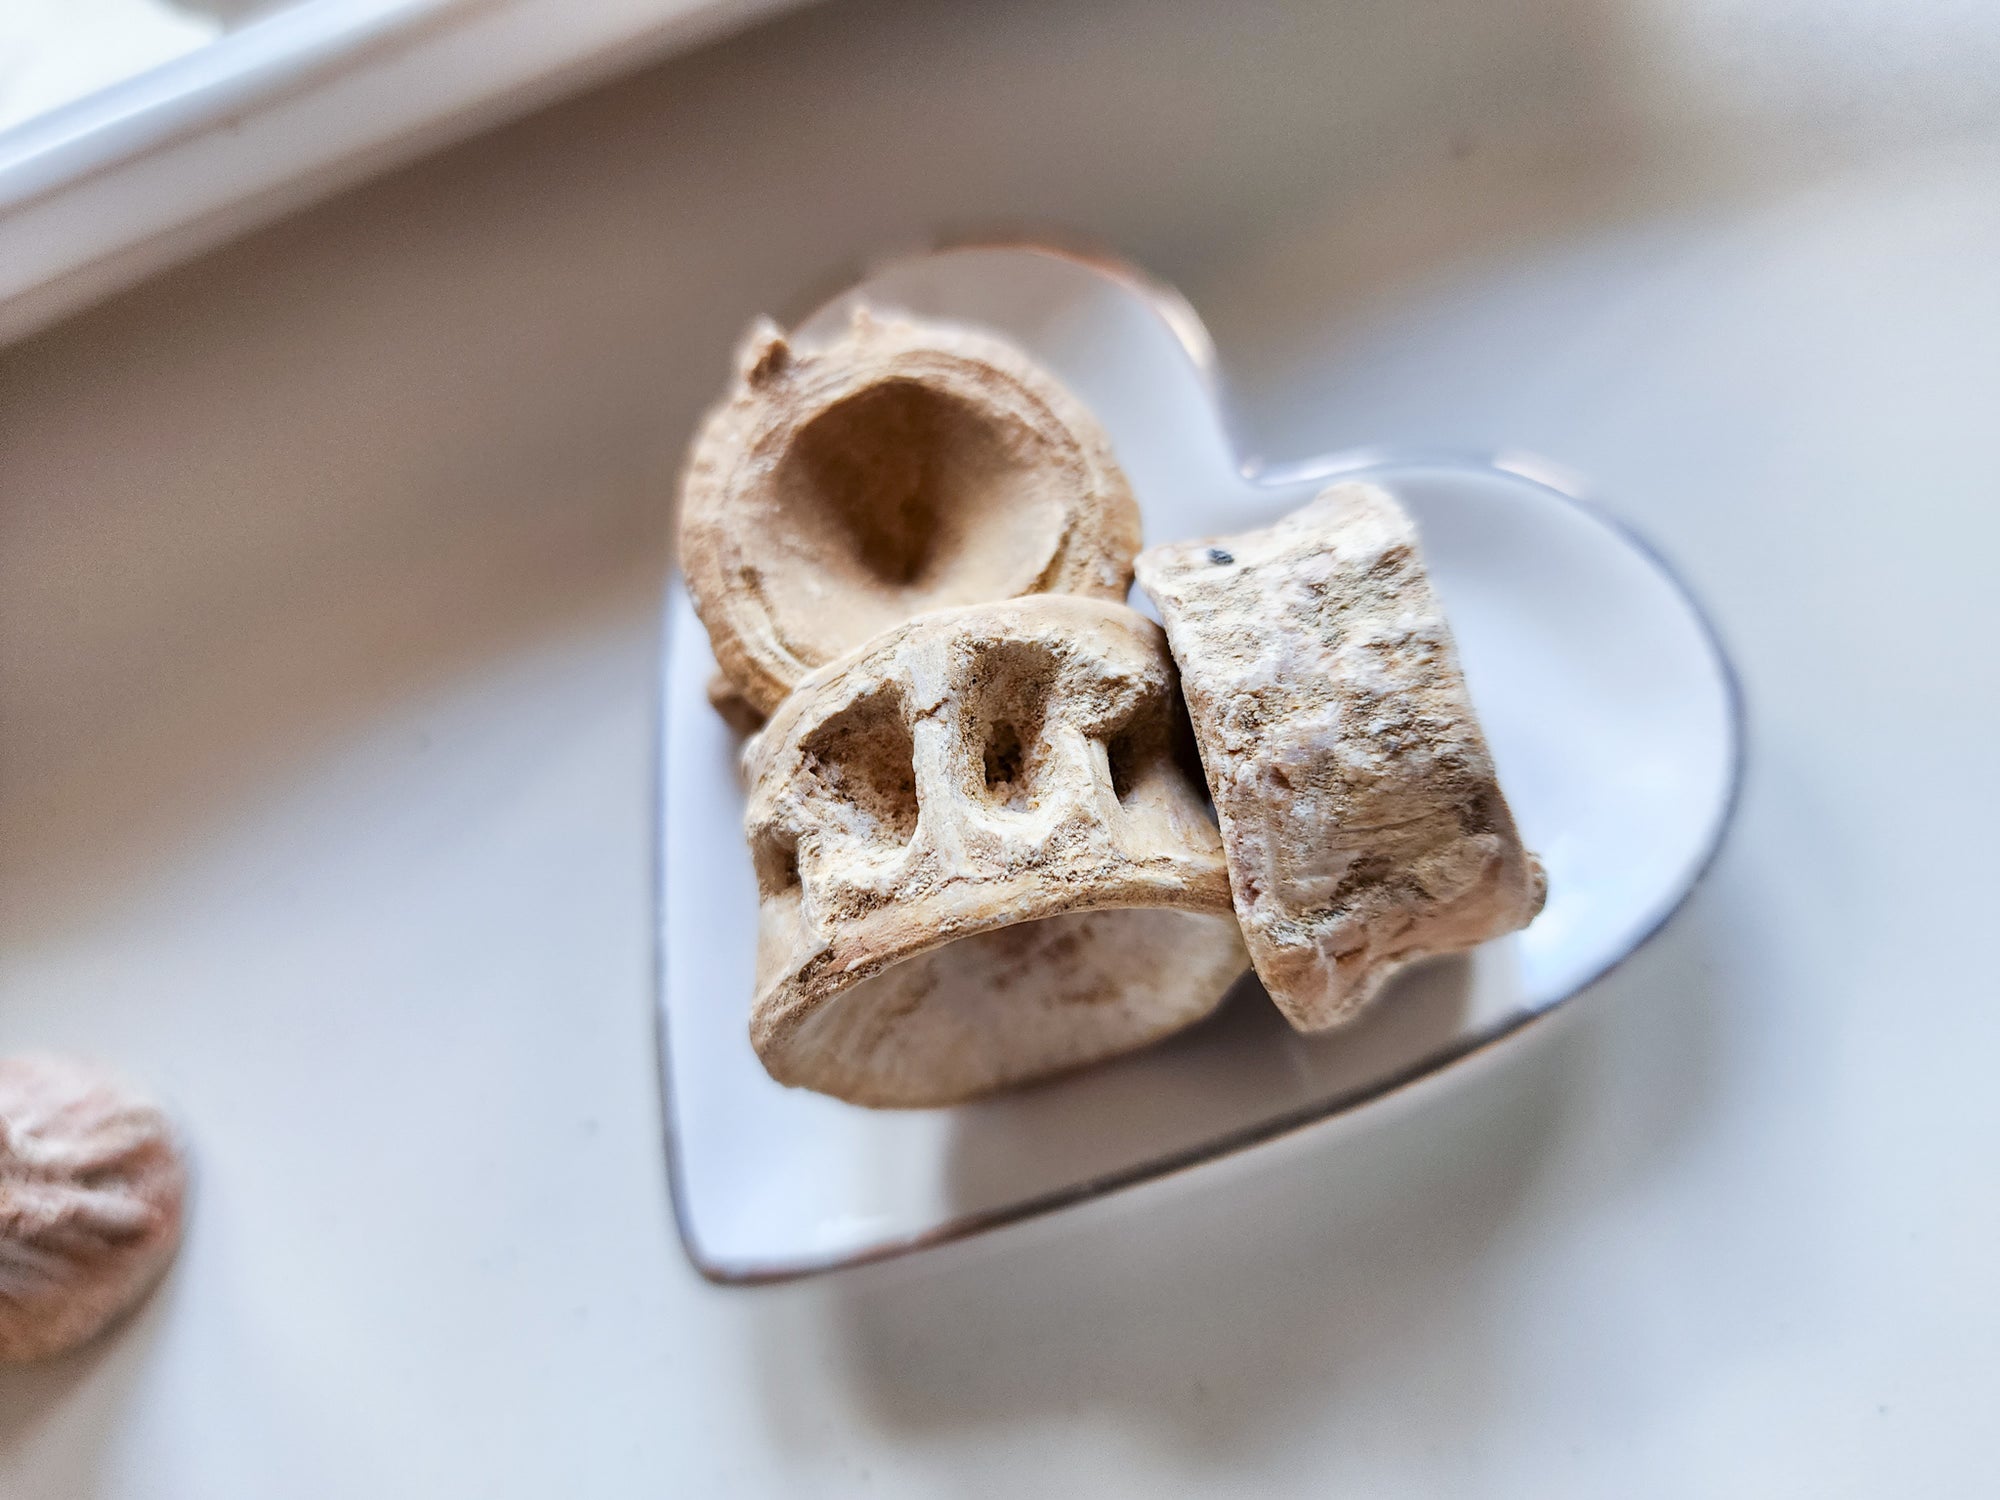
[
  {"xmin": 1135, "ymin": 482, "xmax": 1546, "ymax": 1033},
  {"xmin": 679, "ymin": 310, "xmax": 1142, "ymax": 717},
  {"xmin": 705, "ymin": 672, "xmax": 766, "ymax": 737},
  {"xmin": 744, "ymin": 595, "xmax": 1247, "ymax": 1106},
  {"xmin": 0, "ymin": 1054, "xmax": 187, "ymax": 1363}
]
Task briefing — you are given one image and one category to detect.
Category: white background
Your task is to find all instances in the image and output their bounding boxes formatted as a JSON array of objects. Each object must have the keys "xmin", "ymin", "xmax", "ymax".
[{"xmin": 3, "ymin": 0, "xmax": 1998, "ymax": 1492}]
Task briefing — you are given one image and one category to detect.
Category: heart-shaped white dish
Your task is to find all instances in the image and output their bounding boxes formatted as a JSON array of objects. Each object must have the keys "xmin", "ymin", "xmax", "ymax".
[{"xmin": 659, "ymin": 245, "xmax": 1740, "ymax": 1283}]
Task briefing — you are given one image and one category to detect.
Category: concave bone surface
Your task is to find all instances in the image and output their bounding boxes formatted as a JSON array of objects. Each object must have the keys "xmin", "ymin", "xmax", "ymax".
[{"xmin": 678, "ymin": 311, "xmax": 1142, "ymax": 715}]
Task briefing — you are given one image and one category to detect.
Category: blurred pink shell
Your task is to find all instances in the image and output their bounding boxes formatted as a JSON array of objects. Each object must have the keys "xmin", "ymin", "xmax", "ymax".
[{"xmin": 0, "ymin": 1054, "xmax": 186, "ymax": 1363}]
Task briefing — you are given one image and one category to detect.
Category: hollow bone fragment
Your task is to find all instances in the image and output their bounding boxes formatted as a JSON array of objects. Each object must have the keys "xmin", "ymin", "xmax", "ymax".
[
  {"xmin": 679, "ymin": 310, "xmax": 1141, "ymax": 717},
  {"xmin": 1135, "ymin": 482, "xmax": 1546, "ymax": 1033},
  {"xmin": 743, "ymin": 595, "xmax": 1247, "ymax": 1106}
]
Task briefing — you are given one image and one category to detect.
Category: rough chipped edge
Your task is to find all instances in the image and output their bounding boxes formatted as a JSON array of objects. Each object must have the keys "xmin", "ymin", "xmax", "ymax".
[{"xmin": 651, "ymin": 241, "xmax": 1749, "ymax": 1287}]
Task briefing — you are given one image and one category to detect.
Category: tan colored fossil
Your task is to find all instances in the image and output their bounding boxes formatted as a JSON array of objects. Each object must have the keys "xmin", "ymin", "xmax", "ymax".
[
  {"xmin": 679, "ymin": 310, "xmax": 1142, "ymax": 717},
  {"xmin": 0, "ymin": 1054, "xmax": 186, "ymax": 1363},
  {"xmin": 705, "ymin": 672, "xmax": 766, "ymax": 737},
  {"xmin": 743, "ymin": 595, "xmax": 1247, "ymax": 1106},
  {"xmin": 1135, "ymin": 481, "xmax": 1546, "ymax": 1033}
]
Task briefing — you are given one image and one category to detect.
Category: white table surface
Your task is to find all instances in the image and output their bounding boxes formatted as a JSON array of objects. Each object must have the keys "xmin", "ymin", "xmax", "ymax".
[{"xmin": 3, "ymin": 0, "xmax": 1997, "ymax": 1493}]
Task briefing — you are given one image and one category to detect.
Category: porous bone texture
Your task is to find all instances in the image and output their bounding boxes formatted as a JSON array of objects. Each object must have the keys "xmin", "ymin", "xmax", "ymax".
[
  {"xmin": 1135, "ymin": 482, "xmax": 1546, "ymax": 1033},
  {"xmin": 0, "ymin": 1054, "xmax": 186, "ymax": 1363},
  {"xmin": 679, "ymin": 309, "xmax": 1141, "ymax": 715},
  {"xmin": 743, "ymin": 595, "xmax": 1247, "ymax": 1107}
]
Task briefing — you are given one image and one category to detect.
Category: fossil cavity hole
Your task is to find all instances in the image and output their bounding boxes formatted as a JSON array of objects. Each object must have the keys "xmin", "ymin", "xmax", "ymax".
[
  {"xmin": 751, "ymin": 828, "xmax": 802, "ymax": 900},
  {"xmin": 961, "ymin": 638, "xmax": 1062, "ymax": 813},
  {"xmin": 1105, "ymin": 695, "xmax": 1177, "ymax": 807},
  {"xmin": 798, "ymin": 685, "xmax": 920, "ymax": 845}
]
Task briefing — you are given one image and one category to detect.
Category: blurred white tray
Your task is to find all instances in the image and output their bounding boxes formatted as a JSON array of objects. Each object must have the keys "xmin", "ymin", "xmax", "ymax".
[{"xmin": 0, "ymin": 0, "xmax": 808, "ymax": 343}]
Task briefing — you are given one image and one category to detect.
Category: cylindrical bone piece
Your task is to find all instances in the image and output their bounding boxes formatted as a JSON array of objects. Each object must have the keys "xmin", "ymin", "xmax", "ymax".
[
  {"xmin": 679, "ymin": 310, "xmax": 1142, "ymax": 716},
  {"xmin": 744, "ymin": 595, "xmax": 1247, "ymax": 1106},
  {"xmin": 1135, "ymin": 482, "xmax": 1546, "ymax": 1033},
  {"xmin": 0, "ymin": 1054, "xmax": 187, "ymax": 1363}
]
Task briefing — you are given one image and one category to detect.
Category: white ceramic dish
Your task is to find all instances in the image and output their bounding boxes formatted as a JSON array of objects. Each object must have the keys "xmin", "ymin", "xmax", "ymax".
[{"xmin": 659, "ymin": 245, "xmax": 1741, "ymax": 1282}]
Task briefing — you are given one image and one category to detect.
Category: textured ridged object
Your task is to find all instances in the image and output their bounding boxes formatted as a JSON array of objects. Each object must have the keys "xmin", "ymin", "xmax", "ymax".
[
  {"xmin": 0, "ymin": 1054, "xmax": 186, "ymax": 1363},
  {"xmin": 1137, "ymin": 481, "xmax": 1546, "ymax": 1033},
  {"xmin": 741, "ymin": 595, "xmax": 1247, "ymax": 1107}
]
